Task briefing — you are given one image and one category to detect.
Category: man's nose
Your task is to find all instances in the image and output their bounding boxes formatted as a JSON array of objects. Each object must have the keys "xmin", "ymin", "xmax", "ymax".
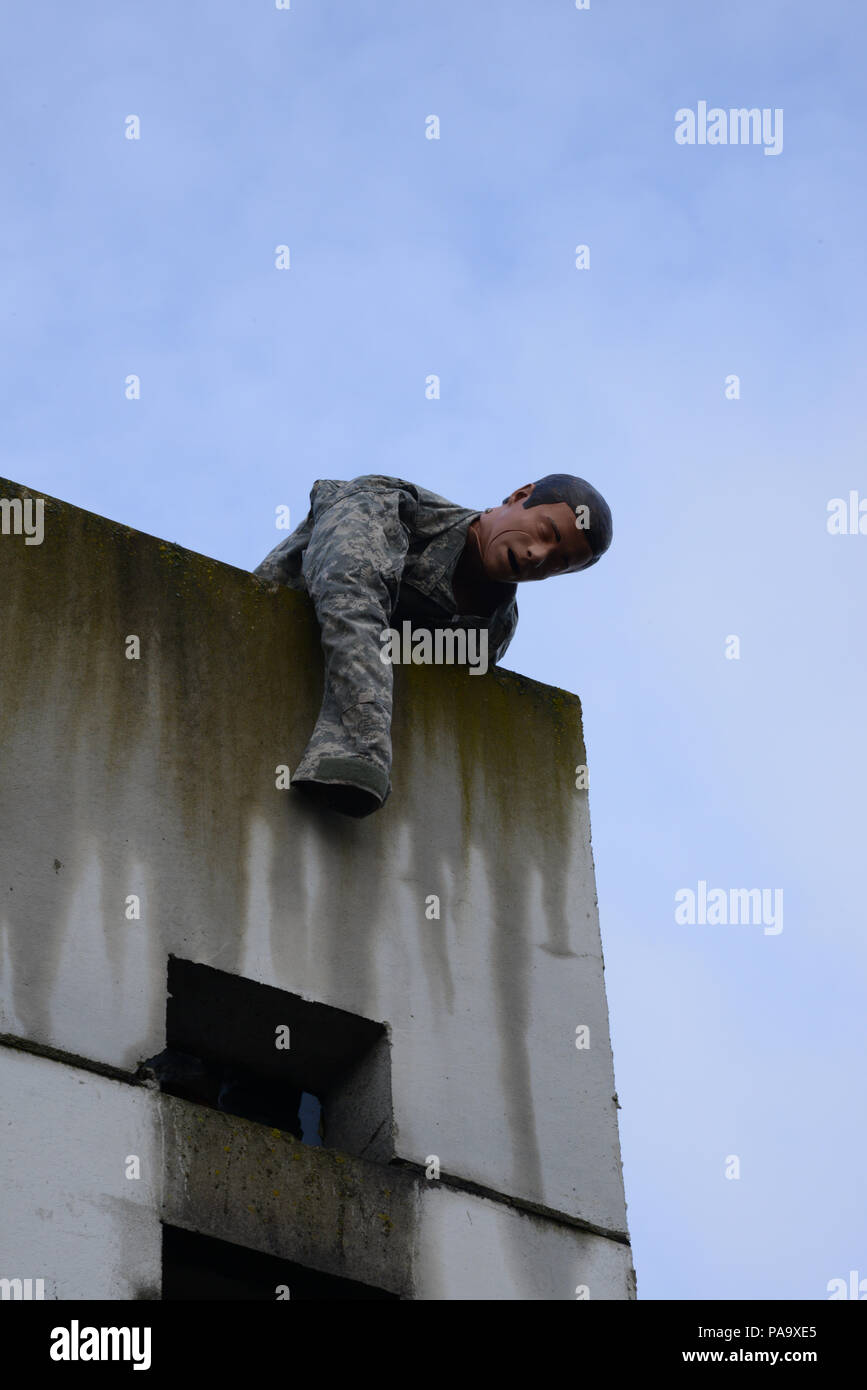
[{"xmin": 525, "ymin": 545, "xmax": 548, "ymax": 570}]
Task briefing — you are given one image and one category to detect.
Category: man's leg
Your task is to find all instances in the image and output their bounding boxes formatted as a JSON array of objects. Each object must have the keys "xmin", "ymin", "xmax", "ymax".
[{"xmin": 292, "ymin": 488, "xmax": 408, "ymax": 817}]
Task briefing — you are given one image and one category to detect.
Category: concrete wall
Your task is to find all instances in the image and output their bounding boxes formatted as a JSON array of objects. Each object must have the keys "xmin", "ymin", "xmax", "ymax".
[
  {"xmin": 0, "ymin": 478, "xmax": 633, "ymax": 1299},
  {"xmin": 0, "ymin": 1046, "xmax": 633, "ymax": 1300}
]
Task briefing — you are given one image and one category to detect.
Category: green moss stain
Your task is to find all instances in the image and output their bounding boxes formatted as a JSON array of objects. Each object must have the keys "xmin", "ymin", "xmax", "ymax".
[
  {"xmin": 0, "ymin": 476, "xmax": 322, "ymax": 1044},
  {"xmin": 393, "ymin": 651, "xmax": 585, "ymax": 1207}
]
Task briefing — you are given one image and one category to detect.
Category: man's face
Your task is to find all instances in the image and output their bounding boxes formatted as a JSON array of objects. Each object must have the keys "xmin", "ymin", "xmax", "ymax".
[{"xmin": 472, "ymin": 484, "xmax": 595, "ymax": 583}]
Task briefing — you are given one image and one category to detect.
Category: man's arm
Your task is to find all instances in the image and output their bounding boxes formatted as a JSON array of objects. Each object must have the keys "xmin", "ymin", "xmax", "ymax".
[
  {"xmin": 290, "ymin": 482, "xmax": 414, "ymax": 815},
  {"xmin": 488, "ymin": 595, "xmax": 519, "ymax": 665}
]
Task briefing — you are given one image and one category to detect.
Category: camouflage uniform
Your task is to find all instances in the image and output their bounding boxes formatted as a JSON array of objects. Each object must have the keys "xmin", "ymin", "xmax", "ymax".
[{"xmin": 254, "ymin": 475, "xmax": 518, "ymax": 815}]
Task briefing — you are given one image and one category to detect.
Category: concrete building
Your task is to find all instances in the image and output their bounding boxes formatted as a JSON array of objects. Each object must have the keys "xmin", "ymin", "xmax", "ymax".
[{"xmin": 0, "ymin": 477, "xmax": 633, "ymax": 1300}]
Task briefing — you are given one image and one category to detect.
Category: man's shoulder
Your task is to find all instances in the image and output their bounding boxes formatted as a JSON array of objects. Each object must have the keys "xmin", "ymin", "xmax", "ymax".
[
  {"xmin": 315, "ymin": 474, "xmax": 420, "ymax": 495},
  {"xmin": 313, "ymin": 477, "xmax": 479, "ymax": 549},
  {"xmin": 315, "ymin": 475, "xmax": 469, "ymax": 511}
]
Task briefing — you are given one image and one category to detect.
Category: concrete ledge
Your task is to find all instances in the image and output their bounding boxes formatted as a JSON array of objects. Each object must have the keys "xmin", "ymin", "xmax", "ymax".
[{"xmin": 160, "ymin": 1092, "xmax": 417, "ymax": 1298}]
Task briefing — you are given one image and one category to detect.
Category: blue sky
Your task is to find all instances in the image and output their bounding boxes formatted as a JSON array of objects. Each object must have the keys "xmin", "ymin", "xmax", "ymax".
[{"xmin": 3, "ymin": 0, "xmax": 865, "ymax": 1299}]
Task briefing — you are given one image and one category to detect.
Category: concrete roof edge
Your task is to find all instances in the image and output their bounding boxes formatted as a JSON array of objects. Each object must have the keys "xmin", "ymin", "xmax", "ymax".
[{"xmin": 0, "ymin": 475, "xmax": 583, "ymax": 710}]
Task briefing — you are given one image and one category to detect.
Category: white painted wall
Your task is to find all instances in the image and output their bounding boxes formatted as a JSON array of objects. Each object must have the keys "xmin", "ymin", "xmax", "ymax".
[{"xmin": 0, "ymin": 1049, "xmax": 163, "ymax": 1300}]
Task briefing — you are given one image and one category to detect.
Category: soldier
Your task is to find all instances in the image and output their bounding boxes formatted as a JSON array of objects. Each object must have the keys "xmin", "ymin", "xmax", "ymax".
[{"xmin": 254, "ymin": 473, "xmax": 612, "ymax": 817}]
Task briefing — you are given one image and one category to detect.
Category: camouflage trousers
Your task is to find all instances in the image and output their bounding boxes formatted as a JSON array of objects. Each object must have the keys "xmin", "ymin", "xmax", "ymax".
[{"xmin": 256, "ymin": 483, "xmax": 411, "ymax": 815}]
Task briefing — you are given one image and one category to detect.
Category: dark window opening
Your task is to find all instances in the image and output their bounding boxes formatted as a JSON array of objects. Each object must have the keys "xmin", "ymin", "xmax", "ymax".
[
  {"xmin": 138, "ymin": 957, "xmax": 392, "ymax": 1161},
  {"xmin": 162, "ymin": 1225, "xmax": 398, "ymax": 1300},
  {"xmin": 297, "ymin": 1089, "xmax": 323, "ymax": 1147}
]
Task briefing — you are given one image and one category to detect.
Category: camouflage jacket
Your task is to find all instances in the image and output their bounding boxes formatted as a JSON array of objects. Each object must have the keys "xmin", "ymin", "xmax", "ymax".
[{"xmin": 254, "ymin": 475, "xmax": 519, "ymax": 665}]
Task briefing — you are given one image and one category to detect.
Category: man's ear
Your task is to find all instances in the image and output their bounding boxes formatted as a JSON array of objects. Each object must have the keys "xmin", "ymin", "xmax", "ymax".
[{"xmin": 501, "ymin": 483, "xmax": 535, "ymax": 506}]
